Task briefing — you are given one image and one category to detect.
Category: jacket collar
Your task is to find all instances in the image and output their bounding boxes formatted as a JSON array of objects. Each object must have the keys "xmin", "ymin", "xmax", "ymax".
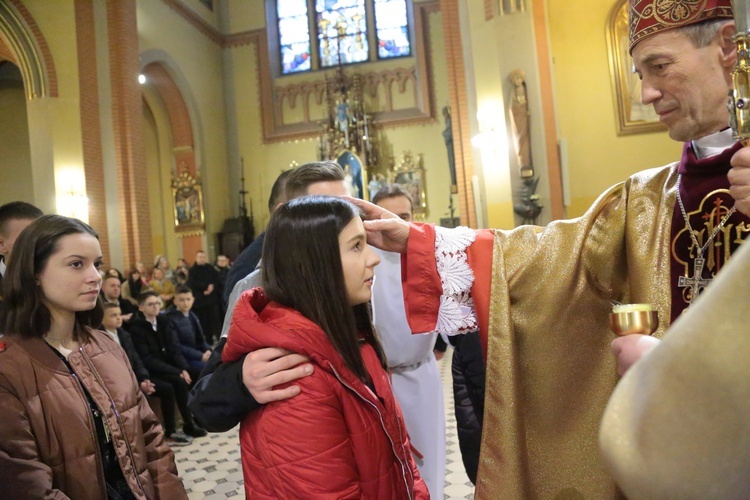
[
  {"xmin": 6, "ymin": 327, "xmax": 105, "ymax": 373},
  {"xmin": 231, "ymin": 288, "xmax": 377, "ymax": 397}
]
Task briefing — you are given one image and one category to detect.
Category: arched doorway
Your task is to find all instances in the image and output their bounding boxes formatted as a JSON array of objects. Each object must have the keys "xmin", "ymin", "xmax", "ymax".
[
  {"xmin": 139, "ymin": 56, "xmax": 204, "ymax": 267},
  {"xmin": 0, "ymin": 61, "xmax": 32, "ymax": 202},
  {"xmin": 0, "ymin": 0, "xmax": 57, "ymax": 212}
]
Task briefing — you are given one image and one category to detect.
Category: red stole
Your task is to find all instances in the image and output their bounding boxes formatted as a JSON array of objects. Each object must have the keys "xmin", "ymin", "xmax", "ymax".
[{"xmin": 670, "ymin": 142, "xmax": 750, "ymax": 322}]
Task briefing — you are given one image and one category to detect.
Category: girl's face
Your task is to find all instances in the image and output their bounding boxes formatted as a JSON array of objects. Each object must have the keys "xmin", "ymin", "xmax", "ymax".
[
  {"xmin": 152, "ymin": 268, "xmax": 164, "ymax": 280},
  {"xmin": 158, "ymin": 257, "xmax": 169, "ymax": 270},
  {"xmin": 338, "ymin": 217, "xmax": 380, "ymax": 306},
  {"xmin": 38, "ymin": 233, "xmax": 103, "ymax": 319}
]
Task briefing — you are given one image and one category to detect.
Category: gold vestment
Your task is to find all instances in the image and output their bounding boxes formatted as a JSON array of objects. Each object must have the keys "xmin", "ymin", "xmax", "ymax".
[
  {"xmin": 476, "ymin": 164, "xmax": 677, "ymax": 499},
  {"xmin": 599, "ymin": 233, "xmax": 750, "ymax": 499}
]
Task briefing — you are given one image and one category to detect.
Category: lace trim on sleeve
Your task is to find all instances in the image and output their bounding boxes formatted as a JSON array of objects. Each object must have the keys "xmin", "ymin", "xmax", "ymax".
[{"xmin": 434, "ymin": 226, "xmax": 478, "ymax": 335}]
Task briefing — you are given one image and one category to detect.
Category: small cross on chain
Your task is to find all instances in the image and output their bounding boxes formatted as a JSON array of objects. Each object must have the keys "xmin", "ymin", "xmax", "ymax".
[{"xmin": 678, "ymin": 254, "xmax": 712, "ymax": 303}]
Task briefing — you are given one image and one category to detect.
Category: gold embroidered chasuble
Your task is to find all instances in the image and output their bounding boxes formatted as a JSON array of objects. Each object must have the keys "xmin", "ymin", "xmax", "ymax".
[
  {"xmin": 474, "ymin": 165, "xmax": 679, "ymax": 499},
  {"xmin": 599, "ymin": 239, "xmax": 750, "ymax": 499},
  {"xmin": 402, "ymin": 146, "xmax": 750, "ymax": 499}
]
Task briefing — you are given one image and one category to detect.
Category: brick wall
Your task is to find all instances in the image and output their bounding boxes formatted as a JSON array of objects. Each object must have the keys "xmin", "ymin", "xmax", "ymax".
[
  {"xmin": 440, "ymin": 0, "xmax": 477, "ymax": 228},
  {"xmin": 107, "ymin": 0, "xmax": 153, "ymax": 269},
  {"xmin": 75, "ymin": 0, "xmax": 110, "ymax": 263}
]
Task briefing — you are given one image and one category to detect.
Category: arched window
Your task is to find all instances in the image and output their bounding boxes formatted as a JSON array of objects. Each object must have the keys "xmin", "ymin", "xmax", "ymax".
[{"xmin": 272, "ymin": 0, "xmax": 412, "ymax": 76}]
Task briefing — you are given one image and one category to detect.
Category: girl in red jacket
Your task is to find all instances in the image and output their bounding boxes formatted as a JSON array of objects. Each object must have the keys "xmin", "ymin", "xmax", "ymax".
[{"xmin": 222, "ymin": 196, "xmax": 429, "ymax": 499}]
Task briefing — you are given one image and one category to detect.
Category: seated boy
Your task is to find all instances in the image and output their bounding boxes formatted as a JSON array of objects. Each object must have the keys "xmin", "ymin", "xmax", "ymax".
[
  {"xmin": 100, "ymin": 302, "xmax": 193, "ymax": 446},
  {"xmin": 128, "ymin": 291, "xmax": 207, "ymax": 439},
  {"xmin": 166, "ymin": 285, "xmax": 212, "ymax": 379}
]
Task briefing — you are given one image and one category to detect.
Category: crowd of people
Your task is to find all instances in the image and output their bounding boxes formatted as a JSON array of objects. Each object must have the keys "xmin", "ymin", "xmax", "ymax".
[{"xmin": 1, "ymin": 0, "xmax": 750, "ymax": 498}]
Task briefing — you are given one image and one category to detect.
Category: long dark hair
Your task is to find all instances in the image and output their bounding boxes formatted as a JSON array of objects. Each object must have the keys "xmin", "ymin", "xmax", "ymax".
[
  {"xmin": 261, "ymin": 196, "xmax": 386, "ymax": 383},
  {"xmin": 127, "ymin": 268, "xmax": 143, "ymax": 296},
  {"xmin": 1, "ymin": 215, "xmax": 104, "ymax": 338}
]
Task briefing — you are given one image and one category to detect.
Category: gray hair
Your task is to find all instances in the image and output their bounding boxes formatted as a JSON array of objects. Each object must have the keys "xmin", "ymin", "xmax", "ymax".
[{"xmin": 679, "ymin": 19, "xmax": 731, "ymax": 48}]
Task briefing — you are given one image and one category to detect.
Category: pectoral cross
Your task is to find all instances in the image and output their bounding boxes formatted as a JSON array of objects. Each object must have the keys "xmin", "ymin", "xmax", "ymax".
[{"xmin": 678, "ymin": 255, "xmax": 712, "ymax": 303}]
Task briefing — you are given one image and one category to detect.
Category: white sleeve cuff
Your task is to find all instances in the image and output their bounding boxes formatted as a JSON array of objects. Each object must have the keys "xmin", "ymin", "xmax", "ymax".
[{"xmin": 434, "ymin": 226, "xmax": 478, "ymax": 335}]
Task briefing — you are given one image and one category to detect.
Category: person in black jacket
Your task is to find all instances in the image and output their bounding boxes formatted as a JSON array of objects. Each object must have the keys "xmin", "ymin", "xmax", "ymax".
[
  {"xmin": 166, "ymin": 285, "xmax": 211, "ymax": 380},
  {"xmin": 100, "ymin": 275, "xmax": 137, "ymax": 323},
  {"xmin": 223, "ymin": 169, "xmax": 293, "ymax": 304},
  {"xmin": 449, "ymin": 331, "xmax": 486, "ymax": 485},
  {"xmin": 128, "ymin": 291, "xmax": 206, "ymax": 439},
  {"xmin": 100, "ymin": 302, "xmax": 191, "ymax": 446},
  {"xmin": 186, "ymin": 250, "xmax": 222, "ymax": 343}
]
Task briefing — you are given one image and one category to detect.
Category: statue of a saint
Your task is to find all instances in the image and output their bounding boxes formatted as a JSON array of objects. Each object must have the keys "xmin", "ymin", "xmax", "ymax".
[
  {"xmin": 509, "ymin": 69, "xmax": 534, "ymax": 179},
  {"xmin": 442, "ymin": 106, "xmax": 457, "ymax": 192}
]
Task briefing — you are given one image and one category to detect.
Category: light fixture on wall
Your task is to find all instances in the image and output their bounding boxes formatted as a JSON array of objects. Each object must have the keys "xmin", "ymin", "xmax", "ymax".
[
  {"xmin": 57, "ymin": 188, "xmax": 89, "ymax": 223},
  {"xmin": 138, "ymin": 74, "xmax": 146, "ymax": 84},
  {"xmin": 471, "ymin": 106, "xmax": 504, "ymax": 152}
]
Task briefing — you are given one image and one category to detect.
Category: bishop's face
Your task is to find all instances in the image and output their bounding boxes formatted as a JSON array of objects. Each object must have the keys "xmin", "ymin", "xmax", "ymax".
[{"xmin": 632, "ymin": 26, "xmax": 736, "ymax": 142}]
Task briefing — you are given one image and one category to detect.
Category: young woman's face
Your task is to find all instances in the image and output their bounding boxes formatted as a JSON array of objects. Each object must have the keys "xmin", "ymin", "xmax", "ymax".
[
  {"xmin": 152, "ymin": 268, "xmax": 164, "ymax": 280},
  {"xmin": 38, "ymin": 233, "xmax": 103, "ymax": 319},
  {"xmin": 338, "ymin": 217, "xmax": 380, "ymax": 306}
]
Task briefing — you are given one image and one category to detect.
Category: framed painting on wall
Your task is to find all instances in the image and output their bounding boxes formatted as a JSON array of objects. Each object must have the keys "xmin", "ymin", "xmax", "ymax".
[
  {"xmin": 336, "ymin": 149, "xmax": 366, "ymax": 200},
  {"xmin": 390, "ymin": 151, "xmax": 427, "ymax": 219},
  {"xmin": 171, "ymin": 170, "xmax": 205, "ymax": 237},
  {"xmin": 606, "ymin": 0, "xmax": 667, "ymax": 135}
]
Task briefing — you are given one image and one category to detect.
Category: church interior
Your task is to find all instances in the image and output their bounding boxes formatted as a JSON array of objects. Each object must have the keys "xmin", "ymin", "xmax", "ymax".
[
  {"xmin": 0, "ymin": 0, "xmax": 687, "ymax": 498},
  {"xmin": 0, "ymin": 0, "xmax": 680, "ymax": 272}
]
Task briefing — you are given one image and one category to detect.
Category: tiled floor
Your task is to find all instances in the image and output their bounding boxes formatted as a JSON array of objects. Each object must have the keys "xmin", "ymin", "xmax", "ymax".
[{"xmin": 173, "ymin": 347, "xmax": 475, "ymax": 499}]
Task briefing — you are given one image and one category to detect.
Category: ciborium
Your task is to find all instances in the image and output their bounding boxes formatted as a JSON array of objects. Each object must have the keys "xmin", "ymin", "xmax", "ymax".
[
  {"xmin": 609, "ymin": 303, "xmax": 658, "ymax": 336},
  {"xmin": 729, "ymin": 0, "xmax": 750, "ymax": 144}
]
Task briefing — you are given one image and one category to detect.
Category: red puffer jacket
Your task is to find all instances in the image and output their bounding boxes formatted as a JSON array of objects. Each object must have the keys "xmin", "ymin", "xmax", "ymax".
[{"xmin": 223, "ymin": 288, "xmax": 429, "ymax": 499}]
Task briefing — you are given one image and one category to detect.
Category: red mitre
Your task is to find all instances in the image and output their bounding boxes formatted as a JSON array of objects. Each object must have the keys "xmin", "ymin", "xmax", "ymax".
[{"xmin": 629, "ymin": 0, "xmax": 733, "ymax": 52}]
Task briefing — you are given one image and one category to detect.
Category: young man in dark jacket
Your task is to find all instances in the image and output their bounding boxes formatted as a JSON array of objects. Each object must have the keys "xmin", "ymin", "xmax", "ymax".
[
  {"xmin": 100, "ymin": 302, "xmax": 191, "ymax": 446},
  {"xmin": 128, "ymin": 291, "xmax": 207, "ymax": 439},
  {"xmin": 166, "ymin": 285, "xmax": 211, "ymax": 380}
]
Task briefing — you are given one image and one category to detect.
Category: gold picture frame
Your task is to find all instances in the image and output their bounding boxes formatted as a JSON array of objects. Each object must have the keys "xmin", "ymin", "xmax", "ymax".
[
  {"xmin": 390, "ymin": 151, "xmax": 427, "ymax": 219},
  {"xmin": 606, "ymin": 0, "xmax": 666, "ymax": 135},
  {"xmin": 171, "ymin": 169, "xmax": 205, "ymax": 237}
]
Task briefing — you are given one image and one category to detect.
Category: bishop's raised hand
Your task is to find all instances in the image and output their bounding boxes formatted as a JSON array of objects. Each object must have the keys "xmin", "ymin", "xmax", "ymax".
[{"xmin": 728, "ymin": 145, "xmax": 750, "ymax": 216}]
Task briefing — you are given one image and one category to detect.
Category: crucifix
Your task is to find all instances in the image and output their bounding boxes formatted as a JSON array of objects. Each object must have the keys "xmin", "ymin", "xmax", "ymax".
[{"xmin": 678, "ymin": 253, "xmax": 712, "ymax": 303}]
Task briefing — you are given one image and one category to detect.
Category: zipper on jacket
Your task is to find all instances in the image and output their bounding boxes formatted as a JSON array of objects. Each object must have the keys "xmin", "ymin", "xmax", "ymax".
[
  {"xmin": 328, "ymin": 362, "xmax": 414, "ymax": 500},
  {"xmin": 79, "ymin": 346, "xmax": 147, "ymax": 496},
  {"xmin": 385, "ymin": 374, "xmax": 415, "ymax": 489},
  {"xmin": 70, "ymin": 372, "xmax": 109, "ymax": 494}
]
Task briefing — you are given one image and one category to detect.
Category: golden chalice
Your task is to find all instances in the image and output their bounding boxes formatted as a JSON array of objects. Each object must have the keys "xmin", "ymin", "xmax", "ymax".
[{"xmin": 609, "ymin": 303, "xmax": 658, "ymax": 336}]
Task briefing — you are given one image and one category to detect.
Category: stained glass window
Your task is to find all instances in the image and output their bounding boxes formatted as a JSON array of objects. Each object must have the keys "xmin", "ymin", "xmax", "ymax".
[
  {"xmin": 316, "ymin": 0, "xmax": 368, "ymax": 68},
  {"xmin": 278, "ymin": 0, "xmax": 312, "ymax": 74},
  {"xmin": 374, "ymin": 0, "xmax": 411, "ymax": 59},
  {"xmin": 274, "ymin": 0, "xmax": 412, "ymax": 74}
]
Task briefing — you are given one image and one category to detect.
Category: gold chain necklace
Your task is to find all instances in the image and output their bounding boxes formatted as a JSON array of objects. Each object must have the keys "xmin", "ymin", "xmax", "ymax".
[
  {"xmin": 43, "ymin": 335, "xmax": 75, "ymax": 348},
  {"xmin": 675, "ymin": 174, "xmax": 737, "ymax": 303}
]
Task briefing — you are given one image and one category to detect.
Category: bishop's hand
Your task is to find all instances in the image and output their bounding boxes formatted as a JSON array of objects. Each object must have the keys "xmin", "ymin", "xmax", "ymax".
[
  {"xmin": 344, "ymin": 196, "xmax": 410, "ymax": 253},
  {"xmin": 728, "ymin": 145, "xmax": 750, "ymax": 216},
  {"xmin": 610, "ymin": 334, "xmax": 661, "ymax": 376}
]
